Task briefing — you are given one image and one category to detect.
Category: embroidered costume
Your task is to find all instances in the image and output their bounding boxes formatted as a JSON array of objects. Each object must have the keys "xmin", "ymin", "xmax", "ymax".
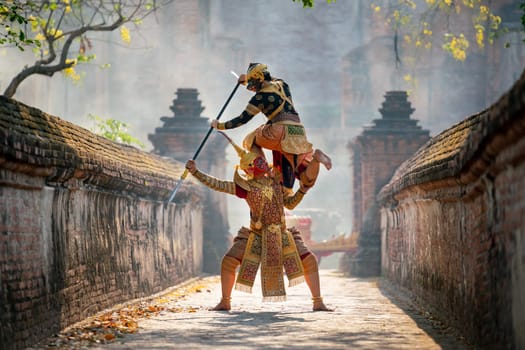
[
  {"xmin": 185, "ymin": 133, "xmax": 332, "ymax": 311},
  {"xmin": 190, "ymin": 162, "xmax": 306, "ymax": 301}
]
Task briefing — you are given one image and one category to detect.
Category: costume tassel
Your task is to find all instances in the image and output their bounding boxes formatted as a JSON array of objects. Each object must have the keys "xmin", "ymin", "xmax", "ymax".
[
  {"xmin": 262, "ymin": 295, "xmax": 287, "ymax": 303},
  {"xmin": 288, "ymin": 275, "xmax": 305, "ymax": 287},
  {"xmin": 235, "ymin": 283, "xmax": 253, "ymax": 294}
]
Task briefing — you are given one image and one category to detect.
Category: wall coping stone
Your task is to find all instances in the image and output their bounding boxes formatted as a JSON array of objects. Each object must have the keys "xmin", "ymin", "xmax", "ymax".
[
  {"xmin": 0, "ymin": 96, "xmax": 196, "ymax": 202},
  {"xmin": 378, "ymin": 68, "xmax": 525, "ymax": 203}
]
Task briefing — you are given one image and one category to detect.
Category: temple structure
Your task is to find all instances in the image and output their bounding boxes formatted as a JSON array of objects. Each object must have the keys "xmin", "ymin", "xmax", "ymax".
[
  {"xmin": 346, "ymin": 91, "xmax": 430, "ymax": 276},
  {"xmin": 149, "ymin": 88, "xmax": 229, "ymax": 273}
]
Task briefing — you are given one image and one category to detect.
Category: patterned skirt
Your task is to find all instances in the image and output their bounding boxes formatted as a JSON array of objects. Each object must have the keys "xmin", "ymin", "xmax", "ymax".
[{"xmin": 226, "ymin": 226, "xmax": 312, "ymax": 261}]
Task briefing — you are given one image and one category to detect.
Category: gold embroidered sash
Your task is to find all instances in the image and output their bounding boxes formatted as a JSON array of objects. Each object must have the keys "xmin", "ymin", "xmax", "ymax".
[{"xmin": 235, "ymin": 225, "xmax": 304, "ymax": 302}]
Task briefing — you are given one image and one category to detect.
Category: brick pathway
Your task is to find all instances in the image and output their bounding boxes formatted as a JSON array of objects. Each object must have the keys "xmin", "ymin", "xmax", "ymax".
[{"xmin": 36, "ymin": 270, "xmax": 468, "ymax": 349}]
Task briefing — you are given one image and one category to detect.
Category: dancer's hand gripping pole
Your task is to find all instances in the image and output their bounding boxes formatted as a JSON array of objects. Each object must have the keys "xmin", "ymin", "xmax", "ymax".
[{"xmin": 164, "ymin": 73, "xmax": 240, "ymax": 207}]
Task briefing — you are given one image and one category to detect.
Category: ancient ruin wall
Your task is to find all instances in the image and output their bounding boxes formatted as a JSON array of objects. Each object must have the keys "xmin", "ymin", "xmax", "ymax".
[
  {"xmin": 378, "ymin": 70, "xmax": 525, "ymax": 349},
  {"xmin": 0, "ymin": 96, "xmax": 204, "ymax": 349}
]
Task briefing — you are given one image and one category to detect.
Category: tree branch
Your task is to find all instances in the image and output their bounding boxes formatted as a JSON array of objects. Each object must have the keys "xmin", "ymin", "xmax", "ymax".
[{"xmin": 2, "ymin": 0, "xmax": 174, "ymax": 98}]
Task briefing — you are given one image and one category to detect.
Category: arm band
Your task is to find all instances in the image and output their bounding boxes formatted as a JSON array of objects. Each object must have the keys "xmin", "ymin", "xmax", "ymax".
[
  {"xmin": 284, "ymin": 190, "xmax": 305, "ymax": 210},
  {"xmin": 191, "ymin": 169, "xmax": 236, "ymax": 195}
]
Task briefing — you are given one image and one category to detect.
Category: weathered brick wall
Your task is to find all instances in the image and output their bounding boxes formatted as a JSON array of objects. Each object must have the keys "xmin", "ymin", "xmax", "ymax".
[
  {"xmin": 378, "ymin": 70, "xmax": 525, "ymax": 349},
  {"xmin": 0, "ymin": 96, "xmax": 204, "ymax": 350}
]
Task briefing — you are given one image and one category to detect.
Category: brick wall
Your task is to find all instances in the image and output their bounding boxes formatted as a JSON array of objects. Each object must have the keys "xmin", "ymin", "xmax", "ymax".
[
  {"xmin": 0, "ymin": 96, "xmax": 204, "ymax": 350},
  {"xmin": 378, "ymin": 70, "xmax": 525, "ymax": 349}
]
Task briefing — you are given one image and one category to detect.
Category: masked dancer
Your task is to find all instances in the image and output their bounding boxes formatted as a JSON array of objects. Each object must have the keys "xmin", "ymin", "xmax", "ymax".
[
  {"xmin": 185, "ymin": 133, "xmax": 332, "ymax": 311},
  {"xmin": 211, "ymin": 63, "xmax": 332, "ymax": 195}
]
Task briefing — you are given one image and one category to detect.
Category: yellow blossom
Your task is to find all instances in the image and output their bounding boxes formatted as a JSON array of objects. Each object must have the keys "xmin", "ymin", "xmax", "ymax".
[
  {"xmin": 393, "ymin": 10, "xmax": 400, "ymax": 21},
  {"xmin": 476, "ymin": 28, "xmax": 484, "ymax": 48},
  {"xmin": 404, "ymin": 35, "xmax": 411, "ymax": 43},
  {"xmin": 403, "ymin": 74, "xmax": 412, "ymax": 82},
  {"xmin": 34, "ymin": 33, "xmax": 45, "ymax": 41},
  {"xmin": 462, "ymin": 0, "xmax": 475, "ymax": 8},
  {"xmin": 63, "ymin": 59, "xmax": 81, "ymax": 81},
  {"xmin": 63, "ymin": 67, "xmax": 81, "ymax": 81},
  {"xmin": 47, "ymin": 28, "xmax": 63, "ymax": 39},
  {"xmin": 489, "ymin": 14, "xmax": 501, "ymax": 30},
  {"xmin": 30, "ymin": 19, "xmax": 39, "ymax": 31},
  {"xmin": 120, "ymin": 26, "xmax": 131, "ymax": 44},
  {"xmin": 443, "ymin": 33, "xmax": 469, "ymax": 61}
]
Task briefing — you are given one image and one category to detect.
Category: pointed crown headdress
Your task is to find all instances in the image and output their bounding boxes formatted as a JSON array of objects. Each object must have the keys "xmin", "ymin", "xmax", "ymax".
[{"xmin": 218, "ymin": 131, "xmax": 259, "ymax": 171}]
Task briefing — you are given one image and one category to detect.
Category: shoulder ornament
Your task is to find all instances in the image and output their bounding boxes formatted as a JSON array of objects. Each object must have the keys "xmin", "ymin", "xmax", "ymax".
[{"xmin": 234, "ymin": 168, "xmax": 251, "ymax": 191}]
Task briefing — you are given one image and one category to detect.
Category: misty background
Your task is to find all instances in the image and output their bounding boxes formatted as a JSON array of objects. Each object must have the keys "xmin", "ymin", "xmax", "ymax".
[{"xmin": 1, "ymin": 0, "xmax": 523, "ymax": 267}]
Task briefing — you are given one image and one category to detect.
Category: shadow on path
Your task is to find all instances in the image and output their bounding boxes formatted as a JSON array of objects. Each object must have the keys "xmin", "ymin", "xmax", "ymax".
[
  {"xmin": 45, "ymin": 271, "xmax": 472, "ymax": 350},
  {"xmin": 377, "ymin": 278, "xmax": 470, "ymax": 350}
]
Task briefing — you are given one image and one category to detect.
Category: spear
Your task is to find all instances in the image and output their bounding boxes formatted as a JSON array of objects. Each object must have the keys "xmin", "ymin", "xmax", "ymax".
[{"xmin": 164, "ymin": 72, "xmax": 241, "ymax": 207}]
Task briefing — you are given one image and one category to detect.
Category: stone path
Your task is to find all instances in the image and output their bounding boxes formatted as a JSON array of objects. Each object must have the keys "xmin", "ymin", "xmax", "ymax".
[{"xmin": 36, "ymin": 270, "xmax": 468, "ymax": 350}]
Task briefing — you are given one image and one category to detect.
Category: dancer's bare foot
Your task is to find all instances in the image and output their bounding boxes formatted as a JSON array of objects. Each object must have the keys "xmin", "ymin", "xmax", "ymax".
[
  {"xmin": 211, "ymin": 298, "xmax": 231, "ymax": 311},
  {"xmin": 314, "ymin": 149, "xmax": 332, "ymax": 170},
  {"xmin": 312, "ymin": 297, "xmax": 334, "ymax": 311},
  {"xmin": 313, "ymin": 302, "xmax": 334, "ymax": 312}
]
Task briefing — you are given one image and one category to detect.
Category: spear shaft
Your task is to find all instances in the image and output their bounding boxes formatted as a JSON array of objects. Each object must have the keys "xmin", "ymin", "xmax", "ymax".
[{"xmin": 165, "ymin": 77, "xmax": 241, "ymax": 206}]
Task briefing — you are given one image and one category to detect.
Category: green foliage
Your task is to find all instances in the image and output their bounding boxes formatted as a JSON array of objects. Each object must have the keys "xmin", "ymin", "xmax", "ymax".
[
  {"xmin": 88, "ymin": 114, "xmax": 145, "ymax": 149},
  {"xmin": 292, "ymin": 0, "xmax": 335, "ymax": 8},
  {"xmin": 521, "ymin": 2, "xmax": 525, "ymax": 40},
  {"xmin": 293, "ymin": 0, "xmax": 313, "ymax": 7},
  {"xmin": 0, "ymin": 1, "xmax": 40, "ymax": 50}
]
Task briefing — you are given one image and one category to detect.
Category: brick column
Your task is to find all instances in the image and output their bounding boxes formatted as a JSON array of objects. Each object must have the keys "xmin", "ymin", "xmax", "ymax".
[{"xmin": 345, "ymin": 91, "xmax": 430, "ymax": 276}]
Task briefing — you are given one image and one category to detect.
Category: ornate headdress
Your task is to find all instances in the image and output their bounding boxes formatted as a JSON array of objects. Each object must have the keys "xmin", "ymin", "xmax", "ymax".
[{"xmin": 218, "ymin": 132, "xmax": 268, "ymax": 179}]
